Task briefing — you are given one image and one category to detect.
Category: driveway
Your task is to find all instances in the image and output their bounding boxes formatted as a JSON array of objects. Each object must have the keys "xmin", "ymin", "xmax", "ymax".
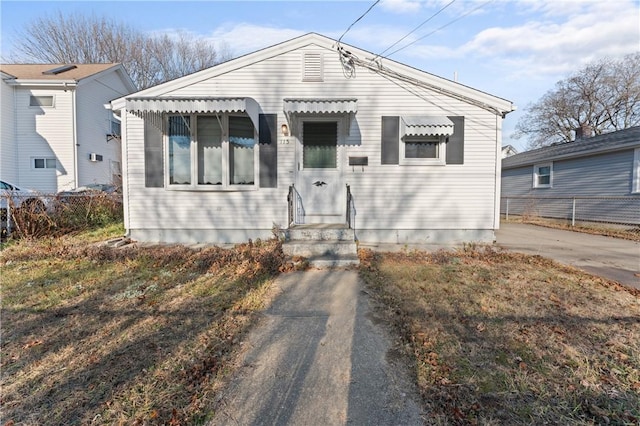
[{"xmin": 496, "ymin": 222, "xmax": 640, "ymax": 290}]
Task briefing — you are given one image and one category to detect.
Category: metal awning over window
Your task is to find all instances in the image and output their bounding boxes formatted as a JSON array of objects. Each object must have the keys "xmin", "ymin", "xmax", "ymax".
[
  {"xmin": 126, "ymin": 97, "xmax": 260, "ymax": 129},
  {"xmin": 402, "ymin": 116, "xmax": 454, "ymax": 137},
  {"xmin": 283, "ymin": 98, "xmax": 357, "ymax": 115}
]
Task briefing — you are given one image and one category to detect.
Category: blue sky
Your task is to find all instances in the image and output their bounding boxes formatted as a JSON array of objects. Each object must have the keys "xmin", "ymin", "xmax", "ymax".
[{"xmin": 1, "ymin": 0, "xmax": 639, "ymax": 150}]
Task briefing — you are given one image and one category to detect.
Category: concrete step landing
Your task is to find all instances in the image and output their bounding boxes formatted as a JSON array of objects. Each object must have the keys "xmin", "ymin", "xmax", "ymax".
[{"xmin": 282, "ymin": 224, "xmax": 359, "ymax": 268}]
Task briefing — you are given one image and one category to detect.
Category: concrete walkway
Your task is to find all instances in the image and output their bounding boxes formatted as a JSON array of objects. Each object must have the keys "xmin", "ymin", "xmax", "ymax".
[
  {"xmin": 496, "ymin": 222, "xmax": 640, "ymax": 290},
  {"xmin": 209, "ymin": 269, "xmax": 424, "ymax": 425}
]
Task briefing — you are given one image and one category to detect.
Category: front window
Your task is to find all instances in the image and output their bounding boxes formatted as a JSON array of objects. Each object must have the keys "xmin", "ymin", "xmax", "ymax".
[
  {"xmin": 167, "ymin": 114, "xmax": 256, "ymax": 189},
  {"xmin": 400, "ymin": 134, "xmax": 446, "ymax": 165},
  {"xmin": 533, "ymin": 163, "xmax": 552, "ymax": 188}
]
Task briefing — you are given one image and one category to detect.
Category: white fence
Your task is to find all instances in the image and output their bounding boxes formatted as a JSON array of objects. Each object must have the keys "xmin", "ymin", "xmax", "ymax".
[{"xmin": 501, "ymin": 196, "xmax": 640, "ymax": 226}]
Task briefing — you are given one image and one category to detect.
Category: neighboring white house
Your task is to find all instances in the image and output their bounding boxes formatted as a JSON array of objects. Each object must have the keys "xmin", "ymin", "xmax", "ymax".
[
  {"xmin": 0, "ymin": 63, "xmax": 136, "ymax": 193},
  {"xmin": 501, "ymin": 144, "xmax": 518, "ymax": 158},
  {"xmin": 111, "ymin": 33, "xmax": 515, "ymax": 245}
]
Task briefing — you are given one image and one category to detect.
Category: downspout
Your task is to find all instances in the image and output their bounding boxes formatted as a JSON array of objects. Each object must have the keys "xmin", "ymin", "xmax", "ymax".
[
  {"xmin": 70, "ymin": 83, "xmax": 79, "ymax": 189},
  {"xmin": 493, "ymin": 114, "xmax": 502, "ymax": 235}
]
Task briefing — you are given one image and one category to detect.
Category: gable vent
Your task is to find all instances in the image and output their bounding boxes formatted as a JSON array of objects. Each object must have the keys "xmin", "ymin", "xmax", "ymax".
[{"xmin": 302, "ymin": 53, "xmax": 323, "ymax": 82}]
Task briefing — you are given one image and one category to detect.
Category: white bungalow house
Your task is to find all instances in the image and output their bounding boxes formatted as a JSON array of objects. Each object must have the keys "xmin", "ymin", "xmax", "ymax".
[
  {"xmin": 110, "ymin": 33, "xmax": 515, "ymax": 246},
  {"xmin": 0, "ymin": 63, "xmax": 136, "ymax": 193}
]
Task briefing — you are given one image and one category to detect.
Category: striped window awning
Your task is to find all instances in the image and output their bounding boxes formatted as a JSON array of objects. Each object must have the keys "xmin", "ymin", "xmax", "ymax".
[
  {"xmin": 401, "ymin": 116, "xmax": 454, "ymax": 136},
  {"xmin": 125, "ymin": 97, "xmax": 260, "ymax": 129},
  {"xmin": 283, "ymin": 98, "xmax": 357, "ymax": 114}
]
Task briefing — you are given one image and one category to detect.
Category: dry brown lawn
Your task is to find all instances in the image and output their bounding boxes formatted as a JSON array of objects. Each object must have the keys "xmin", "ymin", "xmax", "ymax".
[
  {"xmin": 359, "ymin": 246, "xmax": 640, "ymax": 425},
  {"xmin": 1, "ymin": 225, "xmax": 286, "ymax": 425},
  {"xmin": 3, "ymin": 225, "xmax": 639, "ymax": 425}
]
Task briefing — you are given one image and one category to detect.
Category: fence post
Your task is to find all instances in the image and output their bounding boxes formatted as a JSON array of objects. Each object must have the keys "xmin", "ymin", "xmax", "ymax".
[
  {"xmin": 506, "ymin": 198, "xmax": 509, "ymax": 221},
  {"xmin": 571, "ymin": 198, "xmax": 576, "ymax": 227}
]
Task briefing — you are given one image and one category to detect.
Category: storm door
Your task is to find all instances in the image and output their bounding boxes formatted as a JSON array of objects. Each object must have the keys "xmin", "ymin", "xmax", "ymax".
[{"xmin": 294, "ymin": 119, "xmax": 345, "ymax": 224}]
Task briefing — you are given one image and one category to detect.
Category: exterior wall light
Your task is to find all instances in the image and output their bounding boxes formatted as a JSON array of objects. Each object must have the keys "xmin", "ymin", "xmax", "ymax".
[{"xmin": 281, "ymin": 123, "xmax": 289, "ymax": 136}]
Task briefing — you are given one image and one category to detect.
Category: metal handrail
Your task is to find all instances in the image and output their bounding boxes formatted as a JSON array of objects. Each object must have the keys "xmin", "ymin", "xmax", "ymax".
[
  {"xmin": 346, "ymin": 184, "xmax": 353, "ymax": 229},
  {"xmin": 287, "ymin": 184, "xmax": 294, "ymax": 227}
]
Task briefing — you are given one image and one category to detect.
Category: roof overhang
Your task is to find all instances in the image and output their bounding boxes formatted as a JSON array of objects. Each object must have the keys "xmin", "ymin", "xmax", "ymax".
[
  {"xmin": 402, "ymin": 116, "xmax": 454, "ymax": 137},
  {"xmin": 125, "ymin": 96, "xmax": 260, "ymax": 129},
  {"xmin": 4, "ymin": 79, "xmax": 78, "ymax": 88}
]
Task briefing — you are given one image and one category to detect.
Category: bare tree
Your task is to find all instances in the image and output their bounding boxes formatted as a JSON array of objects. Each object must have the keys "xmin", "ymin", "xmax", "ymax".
[
  {"xmin": 9, "ymin": 12, "xmax": 232, "ymax": 89},
  {"xmin": 514, "ymin": 53, "xmax": 640, "ymax": 149}
]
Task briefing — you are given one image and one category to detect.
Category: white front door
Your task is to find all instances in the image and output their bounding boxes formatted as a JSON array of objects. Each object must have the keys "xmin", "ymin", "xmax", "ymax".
[{"xmin": 294, "ymin": 119, "xmax": 345, "ymax": 224}]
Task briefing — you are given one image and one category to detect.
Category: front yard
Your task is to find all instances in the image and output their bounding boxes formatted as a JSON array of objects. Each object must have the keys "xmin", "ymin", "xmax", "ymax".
[
  {"xmin": 2, "ymin": 226, "xmax": 639, "ymax": 424},
  {"xmin": 360, "ymin": 247, "xmax": 640, "ymax": 425}
]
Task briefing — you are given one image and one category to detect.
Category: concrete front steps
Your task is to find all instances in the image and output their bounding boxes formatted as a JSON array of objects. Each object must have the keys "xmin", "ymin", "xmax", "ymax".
[{"xmin": 282, "ymin": 224, "xmax": 359, "ymax": 268}]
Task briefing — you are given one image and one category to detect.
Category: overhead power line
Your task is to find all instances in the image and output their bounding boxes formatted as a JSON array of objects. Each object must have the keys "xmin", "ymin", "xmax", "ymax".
[
  {"xmin": 383, "ymin": 0, "xmax": 494, "ymax": 59},
  {"xmin": 337, "ymin": 0, "xmax": 381, "ymax": 44},
  {"xmin": 372, "ymin": 0, "xmax": 457, "ymax": 62}
]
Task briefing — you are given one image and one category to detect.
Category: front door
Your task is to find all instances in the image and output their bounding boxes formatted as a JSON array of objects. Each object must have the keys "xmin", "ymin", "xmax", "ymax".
[{"xmin": 294, "ymin": 119, "xmax": 345, "ymax": 224}]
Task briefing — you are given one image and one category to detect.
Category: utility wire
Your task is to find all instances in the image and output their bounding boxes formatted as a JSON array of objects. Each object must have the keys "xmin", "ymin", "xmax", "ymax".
[
  {"xmin": 372, "ymin": 0, "xmax": 456, "ymax": 62},
  {"xmin": 383, "ymin": 0, "xmax": 494, "ymax": 59},
  {"xmin": 337, "ymin": 0, "xmax": 381, "ymax": 44}
]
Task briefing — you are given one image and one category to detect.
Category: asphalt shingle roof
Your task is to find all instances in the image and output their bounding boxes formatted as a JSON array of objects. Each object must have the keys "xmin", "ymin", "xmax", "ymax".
[
  {"xmin": 502, "ymin": 126, "xmax": 640, "ymax": 169},
  {"xmin": 0, "ymin": 64, "xmax": 119, "ymax": 81}
]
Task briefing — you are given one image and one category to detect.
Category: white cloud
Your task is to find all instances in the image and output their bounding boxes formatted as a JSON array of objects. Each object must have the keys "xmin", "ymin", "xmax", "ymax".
[
  {"xmin": 463, "ymin": 0, "xmax": 639, "ymax": 78},
  {"xmin": 208, "ymin": 23, "xmax": 306, "ymax": 56},
  {"xmin": 380, "ymin": 0, "xmax": 423, "ymax": 14},
  {"xmin": 387, "ymin": 0, "xmax": 639, "ymax": 80}
]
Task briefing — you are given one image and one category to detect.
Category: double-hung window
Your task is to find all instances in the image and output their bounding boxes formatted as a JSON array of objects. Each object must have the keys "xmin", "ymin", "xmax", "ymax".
[
  {"xmin": 167, "ymin": 114, "xmax": 256, "ymax": 189},
  {"xmin": 533, "ymin": 163, "xmax": 552, "ymax": 188}
]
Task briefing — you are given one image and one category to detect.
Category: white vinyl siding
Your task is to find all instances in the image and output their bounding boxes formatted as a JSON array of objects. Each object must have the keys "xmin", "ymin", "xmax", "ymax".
[
  {"xmin": 121, "ymin": 39, "xmax": 506, "ymax": 243},
  {"xmin": 75, "ymin": 70, "xmax": 132, "ymax": 189},
  {"xmin": 1, "ymin": 76, "xmax": 17, "ymax": 183},
  {"xmin": 16, "ymin": 88, "xmax": 73, "ymax": 192}
]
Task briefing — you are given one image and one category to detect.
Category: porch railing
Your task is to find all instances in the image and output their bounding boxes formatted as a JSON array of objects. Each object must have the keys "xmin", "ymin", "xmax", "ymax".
[{"xmin": 287, "ymin": 185, "xmax": 295, "ymax": 227}]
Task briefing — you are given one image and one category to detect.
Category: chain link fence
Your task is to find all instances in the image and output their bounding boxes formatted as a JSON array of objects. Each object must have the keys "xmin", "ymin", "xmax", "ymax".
[
  {"xmin": 1, "ymin": 192, "xmax": 123, "ymax": 240},
  {"xmin": 501, "ymin": 196, "xmax": 640, "ymax": 226}
]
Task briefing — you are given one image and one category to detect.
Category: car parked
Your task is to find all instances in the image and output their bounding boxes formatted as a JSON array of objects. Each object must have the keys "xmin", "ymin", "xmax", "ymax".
[
  {"xmin": 56, "ymin": 183, "xmax": 122, "ymax": 205},
  {"xmin": 0, "ymin": 180, "xmax": 49, "ymax": 211}
]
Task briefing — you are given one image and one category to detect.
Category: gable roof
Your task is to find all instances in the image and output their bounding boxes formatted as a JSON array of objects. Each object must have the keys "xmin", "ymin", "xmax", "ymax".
[
  {"xmin": 111, "ymin": 33, "xmax": 514, "ymax": 115},
  {"xmin": 1, "ymin": 63, "xmax": 119, "ymax": 81},
  {"xmin": 502, "ymin": 126, "xmax": 640, "ymax": 169}
]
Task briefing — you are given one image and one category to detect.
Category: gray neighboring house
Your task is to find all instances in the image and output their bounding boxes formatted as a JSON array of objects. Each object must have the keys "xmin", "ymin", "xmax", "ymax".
[{"xmin": 501, "ymin": 126, "xmax": 640, "ymax": 225}]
